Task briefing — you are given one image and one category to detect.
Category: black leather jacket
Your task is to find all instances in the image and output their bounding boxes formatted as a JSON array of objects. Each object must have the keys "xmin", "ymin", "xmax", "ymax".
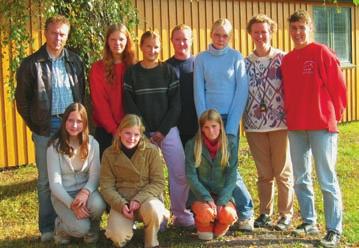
[{"xmin": 15, "ymin": 44, "xmax": 85, "ymax": 136}]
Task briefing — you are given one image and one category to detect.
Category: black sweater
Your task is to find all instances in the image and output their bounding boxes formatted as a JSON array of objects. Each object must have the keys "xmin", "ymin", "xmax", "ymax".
[{"xmin": 124, "ymin": 62, "xmax": 181, "ymax": 136}]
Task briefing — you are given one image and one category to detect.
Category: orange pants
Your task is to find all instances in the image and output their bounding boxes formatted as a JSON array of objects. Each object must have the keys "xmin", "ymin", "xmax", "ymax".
[{"xmin": 191, "ymin": 201, "xmax": 237, "ymax": 237}]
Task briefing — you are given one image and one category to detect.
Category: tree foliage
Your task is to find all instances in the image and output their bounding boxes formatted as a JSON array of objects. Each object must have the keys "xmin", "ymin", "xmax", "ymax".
[{"xmin": 0, "ymin": 0, "xmax": 138, "ymax": 100}]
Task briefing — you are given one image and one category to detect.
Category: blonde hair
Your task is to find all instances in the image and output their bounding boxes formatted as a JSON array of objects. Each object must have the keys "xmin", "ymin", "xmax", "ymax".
[
  {"xmin": 112, "ymin": 114, "xmax": 146, "ymax": 152},
  {"xmin": 140, "ymin": 30, "xmax": 161, "ymax": 46},
  {"xmin": 45, "ymin": 15, "xmax": 70, "ymax": 31},
  {"xmin": 103, "ymin": 24, "xmax": 136, "ymax": 84},
  {"xmin": 246, "ymin": 14, "xmax": 277, "ymax": 34},
  {"xmin": 171, "ymin": 24, "xmax": 192, "ymax": 40},
  {"xmin": 211, "ymin": 18, "xmax": 233, "ymax": 36},
  {"xmin": 193, "ymin": 109, "xmax": 229, "ymax": 168}
]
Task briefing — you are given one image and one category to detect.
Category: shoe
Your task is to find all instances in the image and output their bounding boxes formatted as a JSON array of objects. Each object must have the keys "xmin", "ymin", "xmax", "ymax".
[
  {"xmin": 238, "ymin": 216, "xmax": 254, "ymax": 232},
  {"xmin": 320, "ymin": 230, "xmax": 340, "ymax": 248},
  {"xmin": 54, "ymin": 218, "xmax": 71, "ymax": 245},
  {"xmin": 40, "ymin": 232, "xmax": 54, "ymax": 242},
  {"xmin": 197, "ymin": 231, "xmax": 213, "ymax": 240},
  {"xmin": 274, "ymin": 216, "xmax": 291, "ymax": 231},
  {"xmin": 292, "ymin": 222, "xmax": 319, "ymax": 236},
  {"xmin": 254, "ymin": 214, "xmax": 272, "ymax": 228}
]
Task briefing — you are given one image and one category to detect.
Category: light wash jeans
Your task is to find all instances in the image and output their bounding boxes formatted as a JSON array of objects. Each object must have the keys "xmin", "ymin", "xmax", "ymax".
[
  {"xmin": 288, "ymin": 130, "xmax": 343, "ymax": 234},
  {"xmin": 32, "ymin": 117, "xmax": 62, "ymax": 233},
  {"xmin": 222, "ymin": 114, "xmax": 254, "ymax": 220}
]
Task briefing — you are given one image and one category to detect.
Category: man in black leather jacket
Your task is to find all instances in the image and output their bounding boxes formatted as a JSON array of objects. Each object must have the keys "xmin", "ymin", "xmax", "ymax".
[{"xmin": 15, "ymin": 15, "xmax": 85, "ymax": 242}]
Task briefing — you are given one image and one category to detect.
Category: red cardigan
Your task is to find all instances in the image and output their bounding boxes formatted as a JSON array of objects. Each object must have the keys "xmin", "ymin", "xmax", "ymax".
[
  {"xmin": 281, "ymin": 42, "xmax": 347, "ymax": 132},
  {"xmin": 89, "ymin": 60, "xmax": 126, "ymax": 135}
]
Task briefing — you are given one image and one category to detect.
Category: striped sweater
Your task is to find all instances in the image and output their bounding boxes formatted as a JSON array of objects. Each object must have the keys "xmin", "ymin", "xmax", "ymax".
[{"xmin": 124, "ymin": 62, "xmax": 181, "ymax": 136}]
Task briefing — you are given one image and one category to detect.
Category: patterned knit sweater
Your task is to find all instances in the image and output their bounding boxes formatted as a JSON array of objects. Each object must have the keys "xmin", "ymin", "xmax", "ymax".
[{"xmin": 243, "ymin": 48, "xmax": 287, "ymax": 132}]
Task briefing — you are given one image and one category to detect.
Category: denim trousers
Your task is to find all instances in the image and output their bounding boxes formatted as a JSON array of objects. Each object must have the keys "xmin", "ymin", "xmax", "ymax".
[
  {"xmin": 288, "ymin": 130, "xmax": 343, "ymax": 234},
  {"xmin": 222, "ymin": 115, "xmax": 254, "ymax": 220},
  {"xmin": 32, "ymin": 117, "xmax": 62, "ymax": 233}
]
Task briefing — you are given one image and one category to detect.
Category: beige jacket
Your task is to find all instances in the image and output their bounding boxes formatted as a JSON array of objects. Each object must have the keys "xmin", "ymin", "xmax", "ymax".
[{"xmin": 100, "ymin": 140, "xmax": 166, "ymax": 213}]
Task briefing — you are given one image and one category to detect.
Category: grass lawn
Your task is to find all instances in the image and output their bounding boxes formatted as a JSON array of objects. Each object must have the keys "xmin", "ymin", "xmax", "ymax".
[{"xmin": 0, "ymin": 122, "xmax": 358, "ymax": 247}]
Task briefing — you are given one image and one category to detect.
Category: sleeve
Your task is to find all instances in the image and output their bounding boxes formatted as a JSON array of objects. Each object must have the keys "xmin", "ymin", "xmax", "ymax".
[
  {"xmin": 184, "ymin": 141, "xmax": 213, "ymax": 202},
  {"xmin": 226, "ymin": 54, "xmax": 249, "ymax": 136},
  {"xmin": 321, "ymin": 47, "xmax": 347, "ymax": 121},
  {"xmin": 83, "ymin": 138, "xmax": 101, "ymax": 193},
  {"xmin": 132, "ymin": 147, "xmax": 166, "ymax": 203},
  {"xmin": 47, "ymin": 145, "xmax": 74, "ymax": 208},
  {"xmin": 193, "ymin": 55, "xmax": 207, "ymax": 119},
  {"xmin": 15, "ymin": 58, "xmax": 35, "ymax": 131},
  {"xmin": 89, "ymin": 62, "xmax": 118, "ymax": 134},
  {"xmin": 157, "ymin": 64, "xmax": 181, "ymax": 136},
  {"xmin": 216, "ymin": 141, "xmax": 238, "ymax": 205},
  {"xmin": 99, "ymin": 150, "xmax": 128, "ymax": 213}
]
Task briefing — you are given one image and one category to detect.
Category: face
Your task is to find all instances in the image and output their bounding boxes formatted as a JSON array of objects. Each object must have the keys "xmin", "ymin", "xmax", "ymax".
[
  {"xmin": 171, "ymin": 29, "xmax": 192, "ymax": 57},
  {"xmin": 108, "ymin": 30, "xmax": 127, "ymax": 56},
  {"xmin": 250, "ymin": 22, "xmax": 272, "ymax": 49},
  {"xmin": 140, "ymin": 37, "xmax": 160, "ymax": 62},
  {"xmin": 65, "ymin": 111, "xmax": 84, "ymax": 138},
  {"xmin": 211, "ymin": 25, "xmax": 231, "ymax": 50},
  {"xmin": 119, "ymin": 126, "xmax": 141, "ymax": 149},
  {"xmin": 45, "ymin": 22, "xmax": 70, "ymax": 55},
  {"xmin": 289, "ymin": 20, "xmax": 312, "ymax": 49},
  {"xmin": 202, "ymin": 120, "xmax": 221, "ymax": 141}
]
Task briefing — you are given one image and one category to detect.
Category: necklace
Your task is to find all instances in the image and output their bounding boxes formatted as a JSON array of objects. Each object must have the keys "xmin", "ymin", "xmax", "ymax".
[{"xmin": 252, "ymin": 55, "xmax": 272, "ymax": 113}]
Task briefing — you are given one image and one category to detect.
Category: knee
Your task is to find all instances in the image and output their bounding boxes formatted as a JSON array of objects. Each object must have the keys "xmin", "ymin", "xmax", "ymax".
[
  {"xmin": 140, "ymin": 199, "xmax": 165, "ymax": 223},
  {"xmin": 68, "ymin": 220, "xmax": 90, "ymax": 237},
  {"xmin": 192, "ymin": 202, "xmax": 216, "ymax": 224},
  {"xmin": 217, "ymin": 204, "xmax": 238, "ymax": 225},
  {"xmin": 88, "ymin": 192, "xmax": 106, "ymax": 218}
]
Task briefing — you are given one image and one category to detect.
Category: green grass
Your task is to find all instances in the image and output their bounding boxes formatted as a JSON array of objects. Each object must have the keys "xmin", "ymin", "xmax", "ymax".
[{"xmin": 1, "ymin": 122, "xmax": 358, "ymax": 247}]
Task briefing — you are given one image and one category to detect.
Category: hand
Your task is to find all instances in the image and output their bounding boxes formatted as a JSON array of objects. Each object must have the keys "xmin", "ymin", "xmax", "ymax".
[
  {"xmin": 71, "ymin": 203, "xmax": 90, "ymax": 219},
  {"xmin": 72, "ymin": 188, "xmax": 90, "ymax": 208},
  {"xmin": 129, "ymin": 200, "xmax": 141, "ymax": 212},
  {"xmin": 207, "ymin": 201, "xmax": 217, "ymax": 216},
  {"xmin": 122, "ymin": 204, "xmax": 134, "ymax": 220},
  {"xmin": 150, "ymin": 132, "xmax": 165, "ymax": 146},
  {"xmin": 216, "ymin": 205, "xmax": 224, "ymax": 219}
]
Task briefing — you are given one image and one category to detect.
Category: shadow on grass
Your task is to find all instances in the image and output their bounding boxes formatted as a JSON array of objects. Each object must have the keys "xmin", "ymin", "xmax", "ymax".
[{"xmin": 0, "ymin": 179, "xmax": 36, "ymax": 199}]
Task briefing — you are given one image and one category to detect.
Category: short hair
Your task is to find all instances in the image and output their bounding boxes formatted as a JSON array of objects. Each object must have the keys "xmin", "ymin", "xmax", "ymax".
[
  {"xmin": 246, "ymin": 14, "xmax": 277, "ymax": 34},
  {"xmin": 140, "ymin": 30, "xmax": 160, "ymax": 46},
  {"xmin": 45, "ymin": 15, "xmax": 70, "ymax": 31},
  {"xmin": 171, "ymin": 24, "xmax": 192, "ymax": 40},
  {"xmin": 211, "ymin": 18, "xmax": 233, "ymax": 36},
  {"xmin": 288, "ymin": 9, "xmax": 312, "ymax": 25}
]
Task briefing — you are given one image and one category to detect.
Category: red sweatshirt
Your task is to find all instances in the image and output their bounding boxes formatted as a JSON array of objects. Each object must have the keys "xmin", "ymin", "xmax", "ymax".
[
  {"xmin": 281, "ymin": 42, "xmax": 347, "ymax": 132},
  {"xmin": 89, "ymin": 60, "xmax": 126, "ymax": 135}
]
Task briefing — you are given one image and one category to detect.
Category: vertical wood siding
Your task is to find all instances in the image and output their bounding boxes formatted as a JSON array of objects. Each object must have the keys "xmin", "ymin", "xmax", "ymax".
[{"xmin": 0, "ymin": 0, "xmax": 358, "ymax": 168}]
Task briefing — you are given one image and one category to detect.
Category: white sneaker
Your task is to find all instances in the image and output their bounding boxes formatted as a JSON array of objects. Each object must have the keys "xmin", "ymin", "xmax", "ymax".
[
  {"xmin": 197, "ymin": 231, "xmax": 213, "ymax": 240},
  {"xmin": 238, "ymin": 216, "xmax": 254, "ymax": 232},
  {"xmin": 40, "ymin": 232, "xmax": 54, "ymax": 242}
]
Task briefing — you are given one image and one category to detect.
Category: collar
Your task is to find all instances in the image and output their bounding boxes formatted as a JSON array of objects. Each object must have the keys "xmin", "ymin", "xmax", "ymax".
[{"xmin": 208, "ymin": 44, "xmax": 229, "ymax": 56}]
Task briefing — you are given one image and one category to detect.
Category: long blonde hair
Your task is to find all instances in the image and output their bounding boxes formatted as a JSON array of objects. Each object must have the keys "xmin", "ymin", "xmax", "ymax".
[
  {"xmin": 112, "ymin": 114, "xmax": 146, "ymax": 152},
  {"xmin": 194, "ymin": 109, "xmax": 229, "ymax": 168}
]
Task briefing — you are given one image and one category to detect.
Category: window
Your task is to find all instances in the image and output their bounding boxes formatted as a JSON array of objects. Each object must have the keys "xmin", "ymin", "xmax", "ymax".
[{"xmin": 313, "ymin": 6, "xmax": 351, "ymax": 65}]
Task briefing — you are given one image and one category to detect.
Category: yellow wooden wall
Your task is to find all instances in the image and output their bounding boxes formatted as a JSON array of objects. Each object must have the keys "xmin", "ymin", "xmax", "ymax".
[{"xmin": 0, "ymin": 0, "xmax": 358, "ymax": 168}]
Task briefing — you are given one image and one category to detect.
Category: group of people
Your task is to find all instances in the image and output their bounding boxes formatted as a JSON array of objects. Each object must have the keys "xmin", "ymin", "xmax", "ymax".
[{"xmin": 15, "ymin": 8, "xmax": 346, "ymax": 248}]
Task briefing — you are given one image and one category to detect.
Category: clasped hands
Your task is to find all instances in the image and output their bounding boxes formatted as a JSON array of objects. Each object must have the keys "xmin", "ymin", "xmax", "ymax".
[
  {"xmin": 122, "ymin": 200, "xmax": 141, "ymax": 220},
  {"xmin": 207, "ymin": 200, "xmax": 224, "ymax": 219},
  {"xmin": 71, "ymin": 188, "xmax": 90, "ymax": 219}
]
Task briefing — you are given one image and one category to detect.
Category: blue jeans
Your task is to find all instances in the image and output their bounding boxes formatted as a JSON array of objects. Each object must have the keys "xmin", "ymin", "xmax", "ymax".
[
  {"xmin": 288, "ymin": 130, "xmax": 343, "ymax": 234},
  {"xmin": 32, "ymin": 117, "xmax": 62, "ymax": 233},
  {"xmin": 223, "ymin": 114, "xmax": 254, "ymax": 220}
]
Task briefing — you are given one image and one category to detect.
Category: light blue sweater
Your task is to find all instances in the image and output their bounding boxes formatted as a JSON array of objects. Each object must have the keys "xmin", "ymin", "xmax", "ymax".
[{"xmin": 194, "ymin": 45, "xmax": 248, "ymax": 136}]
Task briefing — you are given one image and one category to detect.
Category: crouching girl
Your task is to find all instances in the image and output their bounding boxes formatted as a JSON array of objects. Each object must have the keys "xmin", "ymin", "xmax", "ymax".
[
  {"xmin": 100, "ymin": 114, "xmax": 169, "ymax": 248},
  {"xmin": 47, "ymin": 103, "xmax": 106, "ymax": 245},
  {"xmin": 185, "ymin": 109, "xmax": 238, "ymax": 240}
]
